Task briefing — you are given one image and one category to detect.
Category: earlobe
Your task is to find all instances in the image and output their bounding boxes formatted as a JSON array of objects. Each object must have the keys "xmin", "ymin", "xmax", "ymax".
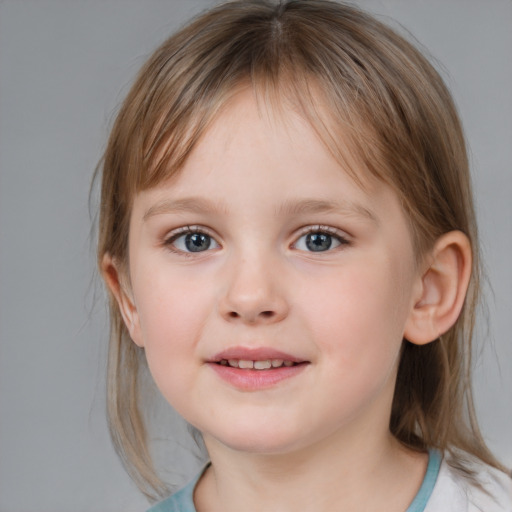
[
  {"xmin": 404, "ymin": 231, "xmax": 472, "ymax": 345},
  {"xmin": 101, "ymin": 253, "xmax": 144, "ymax": 347}
]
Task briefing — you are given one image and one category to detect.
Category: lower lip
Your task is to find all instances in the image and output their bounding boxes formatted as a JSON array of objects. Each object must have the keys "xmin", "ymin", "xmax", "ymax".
[{"xmin": 208, "ymin": 363, "xmax": 308, "ymax": 391}]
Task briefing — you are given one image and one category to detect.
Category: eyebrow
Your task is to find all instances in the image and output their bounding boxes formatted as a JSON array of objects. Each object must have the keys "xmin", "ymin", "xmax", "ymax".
[
  {"xmin": 143, "ymin": 197, "xmax": 229, "ymax": 220},
  {"xmin": 143, "ymin": 196, "xmax": 377, "ymax": 223},
  {"xmin": 275, "ymin": 198, "xmax": 377, "ymax": 223}
]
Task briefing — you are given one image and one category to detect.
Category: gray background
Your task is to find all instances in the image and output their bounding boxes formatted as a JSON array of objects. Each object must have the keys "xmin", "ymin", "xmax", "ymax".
[{"xmin": 0, "ymin": 1, "xmax": 510, "ymax": 511}]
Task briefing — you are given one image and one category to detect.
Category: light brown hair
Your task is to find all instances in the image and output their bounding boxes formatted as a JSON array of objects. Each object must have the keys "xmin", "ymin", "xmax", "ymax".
[{"xmin": 97, "ymin": 0, "xmax": 505, "ymax": 500}]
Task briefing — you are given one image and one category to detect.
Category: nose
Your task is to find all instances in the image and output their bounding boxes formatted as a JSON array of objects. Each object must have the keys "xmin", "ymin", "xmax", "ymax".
[{"xmin": 219, "ymin": 254, "xmax": 289, "ymax": 325}]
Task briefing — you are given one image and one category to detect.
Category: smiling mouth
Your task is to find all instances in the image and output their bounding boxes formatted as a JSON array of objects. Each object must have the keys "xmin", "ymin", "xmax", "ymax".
[
  {"xmin": 209, "ymin": 351, "xmax": 309, "ymax": 389},
  {"xmin": 216, "ymin": 359, "xmax": 300, "ymax": 370}
]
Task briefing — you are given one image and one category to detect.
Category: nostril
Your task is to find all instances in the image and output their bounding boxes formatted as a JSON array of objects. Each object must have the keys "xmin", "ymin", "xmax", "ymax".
[{"xmin": 226, "ymin": 310, "xmax": 275, "ymax": 320}]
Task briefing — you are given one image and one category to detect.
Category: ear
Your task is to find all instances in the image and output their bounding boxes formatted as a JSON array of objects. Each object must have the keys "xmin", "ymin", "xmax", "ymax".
[
  {"xmin": 404, "ymin": 231, "xmax": 472, "ymax": 345},
  {"xmin": 101, "ymin": 253, "xmax": 144, "ymax": 347}
]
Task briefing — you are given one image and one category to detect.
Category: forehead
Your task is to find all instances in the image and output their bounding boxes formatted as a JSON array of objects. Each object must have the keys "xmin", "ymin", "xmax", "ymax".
[
  {"xmin": 162, "ymin": 86, "xmax": 376, "ymax": 189},
  {"xmin": 139, "ymin": 75, "xmax": 385, "ymax": 192},
  {"xmin": 132, "ymin": 89, "xmax": 403, "ymax": 231}
]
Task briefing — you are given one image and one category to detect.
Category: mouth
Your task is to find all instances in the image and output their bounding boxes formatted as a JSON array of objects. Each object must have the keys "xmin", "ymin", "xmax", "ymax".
[
  {"xmin": 216, "ymin": 359, "xmax": 301, "ymax": 370},
  {"xmin": 207, "ymin": 348, "xmax": 309, "ymax": 390},
  {"xmin": 209, "ymin": 347, "xmax": 308, "ymax": 368}
]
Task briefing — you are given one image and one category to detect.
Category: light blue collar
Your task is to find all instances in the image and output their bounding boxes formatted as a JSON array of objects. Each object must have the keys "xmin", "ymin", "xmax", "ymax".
[
  {"xmin": 406, "ymin": 449, "xmax": 442, "ymax": 512},
  {"xmin": 149, "ymin": 450, "xmax": 442, "ymax": 512}
]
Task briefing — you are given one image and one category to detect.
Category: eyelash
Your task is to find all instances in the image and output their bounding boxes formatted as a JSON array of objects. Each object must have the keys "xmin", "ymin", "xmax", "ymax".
[
  {"xmin": 163, "ymin": 225, "xmax": 220, "ymax": 256},
  {"xmin": 163, "ymin": 224, "xmax": 350, "ymax": 255},
  {"xmin": 293, "ymin": 225, "xmax": 351, "ymax": 252}
]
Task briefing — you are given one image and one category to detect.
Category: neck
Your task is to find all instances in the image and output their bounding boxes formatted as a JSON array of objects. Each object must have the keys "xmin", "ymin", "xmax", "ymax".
[{"xmin": 195, "ymin": 428, "xmax": 428, "ymax": 512}]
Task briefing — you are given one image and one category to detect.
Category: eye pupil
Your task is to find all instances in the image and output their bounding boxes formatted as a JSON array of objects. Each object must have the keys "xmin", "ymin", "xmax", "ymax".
[
  {"xmin": 185, "ymin": 233, "xmax": 211, "ymax": 252},
  {"xmin": 306, "ymin": 233, "xmax": 332, "ymax": 252}
]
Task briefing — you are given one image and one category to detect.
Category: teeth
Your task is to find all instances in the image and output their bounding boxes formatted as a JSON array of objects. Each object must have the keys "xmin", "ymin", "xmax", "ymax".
[
  {"xmin": 254, "ymin": 360, "xmax": 272, "ymax": 370},
  {"xmin": 220, "ymin": 359, "xmax": 296, "ymax": 369}
]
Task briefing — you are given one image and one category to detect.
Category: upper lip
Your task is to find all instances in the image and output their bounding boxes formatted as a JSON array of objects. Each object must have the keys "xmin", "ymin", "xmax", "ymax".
[{"xmin": 209, "ymin": 347, "xmax": 306, "ymax": 363}]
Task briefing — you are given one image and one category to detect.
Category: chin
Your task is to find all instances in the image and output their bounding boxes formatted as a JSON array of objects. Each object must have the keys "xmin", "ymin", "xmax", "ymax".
[{"xmin": 203, "ymin": 421, "xmax": 314, "ymax": 456}]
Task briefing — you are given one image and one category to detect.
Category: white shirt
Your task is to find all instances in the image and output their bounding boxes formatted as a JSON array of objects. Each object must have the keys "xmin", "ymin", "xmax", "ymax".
[{"xmin": 424, "ymin": 453, "xmax": 512, "ymax": 511}]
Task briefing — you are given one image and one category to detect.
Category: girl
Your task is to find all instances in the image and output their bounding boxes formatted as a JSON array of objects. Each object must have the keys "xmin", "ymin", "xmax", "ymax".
[{"xmin": 97, "ymin": 1, "xmax": 512, "ymax": 510}]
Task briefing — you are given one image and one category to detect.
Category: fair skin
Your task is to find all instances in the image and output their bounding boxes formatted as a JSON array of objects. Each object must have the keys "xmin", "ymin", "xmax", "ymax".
[{"xmin": 104, "ymin": 89, "xmax": 471, "ymax": 512}]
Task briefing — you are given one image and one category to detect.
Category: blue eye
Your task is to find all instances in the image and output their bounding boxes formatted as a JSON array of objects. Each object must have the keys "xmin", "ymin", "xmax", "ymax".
[
  {"xmin": 294, "ymin": 229, "xmax": 347, "ymax": 252},
  {"xmin": 305, "ymin": 232, "xmax": 334, "ymax": 252},
  {"xmin": 167, "ymin": 229, "xmax": 220, "ymax": 253}
]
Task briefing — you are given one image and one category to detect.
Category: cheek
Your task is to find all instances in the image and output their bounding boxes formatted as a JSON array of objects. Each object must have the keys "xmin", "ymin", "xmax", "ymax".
[
  {"xmin": 131, "ymin": 269, "xmax": 215, "ymax": 391},
  {"xmin": 133, "ymin": 263, "xmax": 212, "ymax": 342},
  {"xmin": 300, "ymin": 260, "xmax": 413, "ymax": 374},
  {"xmin": 298, "ymin": 266, "xmax": 412, "ymax": 426}
]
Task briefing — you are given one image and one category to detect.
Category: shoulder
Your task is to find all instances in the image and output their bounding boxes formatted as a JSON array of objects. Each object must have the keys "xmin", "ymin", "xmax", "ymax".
[
  {"xmin": 425, "ymin": 451, "xmax": 512, "ymax": 512},
  {"xmin": 146, "ymin": 464, "xmax": 210, "ymax": 512},
  {"xmin": 465, "ymin": 458, "xmax": 512, "ymax": 512},
  {"xmin": 146, "ymin": 480, "xmax": 195, "ymax": 512},
  {"xmin": 147, "ymin": 481, "xmax": 196, "ymax": 512}
]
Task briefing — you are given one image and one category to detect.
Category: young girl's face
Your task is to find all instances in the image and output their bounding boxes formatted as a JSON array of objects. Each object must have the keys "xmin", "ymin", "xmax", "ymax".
[{"xmin": 122, "ymin": 89, "xmax": 423, "ymax": 456}]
